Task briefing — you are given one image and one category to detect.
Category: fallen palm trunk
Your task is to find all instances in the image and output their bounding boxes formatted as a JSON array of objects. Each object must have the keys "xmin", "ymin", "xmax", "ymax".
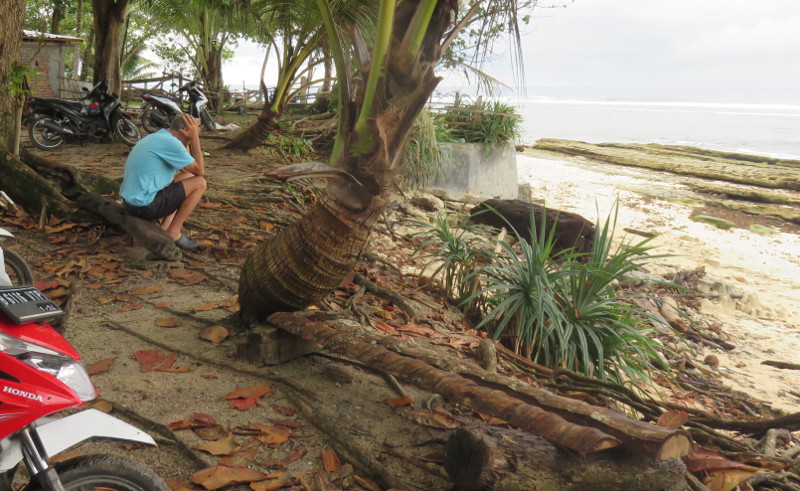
[
  {"xmin": 267, "ymin": 312, "xmax": 691, "ymax": 459},
  {"xmin": 76, "ymin": 193, "xmax": 180, "ymax": 260},
  {"xmin": 279, "ymin": 313, "xmax": 691, "ymax": 459},
  {"xmin": 445, "ymin": 427, "xmax": 689, "ymax": 491}
]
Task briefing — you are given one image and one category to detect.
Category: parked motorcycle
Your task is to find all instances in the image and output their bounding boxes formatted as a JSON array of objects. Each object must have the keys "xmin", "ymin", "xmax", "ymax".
[
  {"xmin": 25, "ymin": 80, "xmax": 142, "ymax": 150},
  {"xmin": 0, "ymin": 227, "xmax": 35, "ymax": 287},
  {"xmin": 0, "ymin": 284, "xmax": 169, "ymax": 489},
  {"xmin": 140, "ymin": 80, "xmax": 216, "ymax": 134}
]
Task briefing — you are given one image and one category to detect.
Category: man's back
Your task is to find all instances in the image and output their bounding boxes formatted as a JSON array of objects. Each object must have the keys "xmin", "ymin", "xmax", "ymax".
[{"xmin": 120, "ymin": 129, "xmax": 194, "ymax": 206}]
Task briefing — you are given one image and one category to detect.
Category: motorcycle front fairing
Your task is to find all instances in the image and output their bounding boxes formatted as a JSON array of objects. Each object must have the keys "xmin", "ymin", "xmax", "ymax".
[{"xmin": 0, "ymin": 409, "xmax": 158, "ymax": 473}]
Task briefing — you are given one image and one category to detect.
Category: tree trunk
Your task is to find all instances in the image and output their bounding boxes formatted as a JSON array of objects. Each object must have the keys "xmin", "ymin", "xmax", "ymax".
[
  {"xmin": 0, "ymin": 148, "xmax": 74, "ymax": 217},
  {"xmin": 311, "ymin": 319, "xmax": 693, "ymax": 459},
  {"xmin": 76, "ymin": 194, "xmax": 180, "ymax": 260},
  {"xmin": 237, "ymin": 0, "xmax": 450, "ymax": 320},
  {"xmin": 268, "ymin": 312, "xmax": 694, "ymax": 459},
  {"xmin": 238, "ymin": 191, "xmax": 382, "ymax": 323},
  {"xmin": 445, "ymin": 427, "xmax": 690, "ymax": 491},
  {"xmin": 0, "ymin": 0, "xmax": 24, "ymax": 152},
  {"xmin": 223, "ymin": 106, "xmax": 280, "ymax": 151},
  {"xmin": 50, "ymin": 0, "xmax": 66, "ymax": 34},
  {"xmin": 80, "ymin": 27, "xmax": 95, "ymax": 81},
  {"xmin": 92, "ymin": 0, "xmax": 129, "ymax": 95}
]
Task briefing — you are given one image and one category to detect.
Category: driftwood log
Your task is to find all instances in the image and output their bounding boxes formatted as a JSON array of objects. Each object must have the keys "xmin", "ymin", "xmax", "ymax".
[
  {"xmin": 76, "ymin": 193, "xmax": 180, "ymax": 260},
  {"xmin": 445, "ymin": 427, "xmax": 689, "ymax": 491},
  {"xmin": 266, "ymin": 312, "xmax": 692, "ymax": 461},
  {"xmin": 469, "ymin": 199, "xmax": 596, "ymax": 254}
]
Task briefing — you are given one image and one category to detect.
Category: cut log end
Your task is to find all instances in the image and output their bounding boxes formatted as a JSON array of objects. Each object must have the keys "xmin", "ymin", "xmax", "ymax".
[
  {"xmin": 655, "ymin": 434, "xmax": 692, "ymax": 460},
  {"xmin": 444, "ymin": 428, "xmax": 498, "ymax": 491}
]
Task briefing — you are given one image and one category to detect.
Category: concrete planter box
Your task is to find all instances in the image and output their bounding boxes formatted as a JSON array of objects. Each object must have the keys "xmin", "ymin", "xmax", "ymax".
[{"xmin": 426, "ymin": 142, "xmax": 518, "ymax": 201}]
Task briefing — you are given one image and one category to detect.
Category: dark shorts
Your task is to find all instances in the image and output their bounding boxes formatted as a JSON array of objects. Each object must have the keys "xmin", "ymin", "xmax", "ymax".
[{"xmin": 123, "ymin": 181, "xmax": 186, "ymax": 220}]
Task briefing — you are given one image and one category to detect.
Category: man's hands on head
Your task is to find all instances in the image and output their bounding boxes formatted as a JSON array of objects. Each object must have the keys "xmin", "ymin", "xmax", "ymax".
[{"xmin": 178, "ymin": 113, "xmax": 201, "ymax": 143}]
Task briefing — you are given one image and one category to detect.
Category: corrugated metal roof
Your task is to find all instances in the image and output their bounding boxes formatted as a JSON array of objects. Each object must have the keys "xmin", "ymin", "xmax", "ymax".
[{"xmin": 22, "ymin": 30, "xmax": 82, "ymax": 44}]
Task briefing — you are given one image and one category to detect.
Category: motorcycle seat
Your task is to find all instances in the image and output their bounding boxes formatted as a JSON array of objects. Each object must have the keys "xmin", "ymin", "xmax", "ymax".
[{"xmin": 31, "ymin": 98, "xmax": 84, "ymax": 108}]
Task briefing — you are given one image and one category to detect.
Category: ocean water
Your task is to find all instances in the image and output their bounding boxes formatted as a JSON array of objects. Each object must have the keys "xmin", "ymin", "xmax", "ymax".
[{"xmin": 509, "ymin": 88, "xmax": 800, "ymax": 159}]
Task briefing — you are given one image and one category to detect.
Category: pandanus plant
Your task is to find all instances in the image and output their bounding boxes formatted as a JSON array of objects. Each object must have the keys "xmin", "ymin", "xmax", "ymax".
[{"xmin": 238, "ymin": 0, "xmax": 519, "ymax": 323}]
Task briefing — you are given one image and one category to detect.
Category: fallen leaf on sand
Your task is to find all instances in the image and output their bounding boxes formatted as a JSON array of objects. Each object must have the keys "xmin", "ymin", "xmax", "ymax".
[
  {"xmin": 132, "ymin": 285, "xmax": 163, "ymax": 295},
  {"xmin": 195, "ymin": 435, "xmax": 239, "ymax": 456},
  {"xmin": 156, "ymin": 317, "xmax": 182, "ymax": 328},
  {"xmin": 322, "ymin": 449, "xmax": 342, "ymax": 472},
  {"xmin": 190, "ymin": 466, "xmax": 268, "ymax": 490},
  {"xmin": 200, "ymin": 325, "xmax": 229, "ymax": 343},
  {"xmin": 249, "ymin": 471, "xmax": 286, "ymax": 491},
  {"xmin": 86, "ymin": 358, "xmax": 115, "ymax": 376}
]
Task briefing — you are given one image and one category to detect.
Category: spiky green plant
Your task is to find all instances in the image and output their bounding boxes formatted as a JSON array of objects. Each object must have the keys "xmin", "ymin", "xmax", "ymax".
[
  {"xmin": 435, "ymin": 93, "xmax": 521, "ymax": 145},
  {"xmin": 466, "ymin": 205, "xmax": 667, "ymax": 383},
  {"xmin": 400, "ymin": 109, "xmax": 447, "ymax": 191},
  {"xmin": 409, "ymin": 211, "xmax": 492, "ymax": 305}
]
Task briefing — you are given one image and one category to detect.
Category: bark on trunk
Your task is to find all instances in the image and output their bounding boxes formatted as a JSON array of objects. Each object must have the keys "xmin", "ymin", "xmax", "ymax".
[
  {"xmin": 445, "ymin": 427, "xmax": 690, "ymax": 491},
  {"xmin": 268, "ymin": 312, "xmax": 623, "ymax": 456},
  {"xmin": 0, "ymin": 149, "xmax": 74, "ymax": 217},
  {"xmin": 238, "ymin": 191, "xmax": 382, "ymax": 323},
  {"xmin": 0, "ymin": 0, "xmax": 24, "ymax": 152},
  {"xmin": 92, "ymin": 0, "xmax": 128, "ymax": 96},
  {"xmin": 223, "ymin": 107, "xmax": 280, "ymax": 152},
  {"xmin": 314, "ymin": 320, "xmax": 692, "ymax": 459},
  {"xmin": 237, "ymin": 0, "xmax": 450, "ymax": 321},
  {"xmin": 76, "ymin": 193, "xmax": 180, "ymax": 260}
]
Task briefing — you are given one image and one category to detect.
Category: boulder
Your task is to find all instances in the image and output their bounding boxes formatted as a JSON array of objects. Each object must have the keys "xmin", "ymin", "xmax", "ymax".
[{"xmin": 469, "ymin": 199, "xmax": 596, "ymax": 254}]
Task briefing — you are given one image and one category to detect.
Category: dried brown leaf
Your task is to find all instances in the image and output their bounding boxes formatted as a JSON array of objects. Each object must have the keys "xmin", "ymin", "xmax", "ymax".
[
  {"xmin": 87, "ymin": 358, "xmax": 115, "ymax": 376},
  {"xmin": 322, "ymin": 449, "xmax": 341, "ymax": 472}
]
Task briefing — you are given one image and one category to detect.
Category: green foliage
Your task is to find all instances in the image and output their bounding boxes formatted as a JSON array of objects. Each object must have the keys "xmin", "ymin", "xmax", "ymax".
[
  {"xmin": 464, "ymin": 206, "xmax": 666, "ymax": 383},
  {"xmin": 435, "ymin": 93, "xmax": 521, "ymax": 145},
  {"xmin": 265, "ymin": 133, "xmax": 314, "ymax": 161},
  {"xmin": 410, "ymin": 204, "xmax": 670, "ymax": 384},
  {"xmin": 400, "ymin": 110, "xmax": 446, "ymax": 191},
  {"xmin": 409, "ymin": 211, "xmax": 492, "ymax": 305}
]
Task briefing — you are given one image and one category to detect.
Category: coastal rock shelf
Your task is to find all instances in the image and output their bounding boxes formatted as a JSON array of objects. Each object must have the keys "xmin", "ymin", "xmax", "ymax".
[{"xmin": 533, "ymin": 139, "xmax": 800, "ymax": 224}]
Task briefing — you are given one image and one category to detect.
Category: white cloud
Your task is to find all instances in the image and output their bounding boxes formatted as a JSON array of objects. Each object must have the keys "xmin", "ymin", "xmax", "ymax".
[{"xmin": 672, "ymin": 17, "xmax": 800, "ymax": 61}]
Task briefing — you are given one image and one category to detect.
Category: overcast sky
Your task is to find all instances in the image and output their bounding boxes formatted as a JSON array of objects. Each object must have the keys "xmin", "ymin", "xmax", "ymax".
[{"xmin": 223, "ymin": 0, "xmax": 800, "ymax": 95}]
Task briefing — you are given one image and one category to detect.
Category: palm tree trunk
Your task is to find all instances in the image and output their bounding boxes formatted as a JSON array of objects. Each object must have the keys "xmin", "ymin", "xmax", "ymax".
[
  {"xmin": 238, "ymin": 189, "xmax": 383, "ymax": 323},
  {"xmin": 224, "ymin": 106, "xmax": 281, "ymax": 151},
  {"xmin": 237, "ymin": 0, "xmax": 454, "ymax": 322}
]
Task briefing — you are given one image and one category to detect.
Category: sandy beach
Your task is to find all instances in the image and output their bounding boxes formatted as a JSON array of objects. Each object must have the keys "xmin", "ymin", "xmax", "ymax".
[{"xmin": 516, "ymin": 149, "xmax": 800, "ymax": 413}]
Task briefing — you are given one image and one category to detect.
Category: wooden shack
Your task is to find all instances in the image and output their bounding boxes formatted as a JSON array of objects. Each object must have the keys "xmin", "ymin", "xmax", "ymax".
[{"xmin": 22, "ymin": 30, "xmax": 83, "ymax": 98}]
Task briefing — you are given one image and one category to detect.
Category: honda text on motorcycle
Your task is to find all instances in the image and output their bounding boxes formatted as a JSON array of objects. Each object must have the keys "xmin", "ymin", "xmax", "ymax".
[
  {"xmin": 0, "ymin": 246, "xmax": 168, "ymax": 489},
  {"xmin": 24, "ymin": 80, "xmax": 142, "ymax": 150},
  {"xmin": 140, "ymin": 80, "xmax": 216, "ymax": 134}
]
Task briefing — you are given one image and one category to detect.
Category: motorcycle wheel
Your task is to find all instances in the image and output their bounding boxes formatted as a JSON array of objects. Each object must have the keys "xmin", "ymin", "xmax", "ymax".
[
  {"xmin": 140, "ymin": 105, "xmax": 166, "ymax": 134},
  {"xmin": 113, "ymin": 115, "xmax": 142, "ymax": 146},
  {"xmin": 3, "ymin": 248, "xmax": 35, "ymax": 285},
  {"xmin": 25, "ymin": 454, "xmax": 169, "ymax": 491},
  {"xmin": 28, "ymin": 116, "xmax": 65, "ymax": 150},
  {"xmin": 199, "ymin": 106, "xmax": 216, "ymax": 132}
]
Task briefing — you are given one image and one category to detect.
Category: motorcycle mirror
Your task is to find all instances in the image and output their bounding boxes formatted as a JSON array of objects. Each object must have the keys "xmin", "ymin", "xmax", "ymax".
[{"xmin": 81, "ymin": 87, "xmax": 89, "ymax": 92}]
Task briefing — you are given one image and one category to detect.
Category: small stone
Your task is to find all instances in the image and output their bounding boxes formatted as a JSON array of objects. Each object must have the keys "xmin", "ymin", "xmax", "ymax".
[
  {"xmin": 411, "ymin": 193, "xmax": 445, "ymax": 212},
  {"xmin": 704, "ymin": 354, "xmax": 720, "ymax": 369},
  {"xmin": 749, "ymin": 224, "xmax": 778, "ymax": 235},
  {"xmin": 691, "ymin": 215, "xmax": 735, "ymax": 230}
]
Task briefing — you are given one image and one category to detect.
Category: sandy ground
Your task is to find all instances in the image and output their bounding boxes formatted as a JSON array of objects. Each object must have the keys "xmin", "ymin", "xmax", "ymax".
[{"xmin": 518, "ymin": 149, "xmax": 800, "ymax": 413}]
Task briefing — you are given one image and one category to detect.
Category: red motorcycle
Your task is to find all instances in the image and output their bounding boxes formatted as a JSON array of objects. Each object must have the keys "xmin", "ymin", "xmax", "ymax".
[{"xmin": 0, "ymin": 284, "xmax": 169, "ymax": 490}]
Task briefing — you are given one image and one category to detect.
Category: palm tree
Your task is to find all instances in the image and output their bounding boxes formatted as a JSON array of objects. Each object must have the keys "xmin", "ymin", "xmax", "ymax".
[
  {"xmin": 237, "ymin": 0, "xmax": 524, "ymax": 323},
  {"xmin": 143, "ymin": 0, "xmax": 249, "ymax": 110},
  {"xmin": 224, "ymin": 0, "xmax": 377, "ymax": 151}
]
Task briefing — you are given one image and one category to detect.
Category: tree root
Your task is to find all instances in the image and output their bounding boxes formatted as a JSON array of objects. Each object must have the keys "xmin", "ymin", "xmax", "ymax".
[
  {"xmin": 353, "ymin": 272, "xmax": 417, "ymax": 320},
  {"xmin": 104, "ymin": 320, "xmax": 317, "ymax": 401}
]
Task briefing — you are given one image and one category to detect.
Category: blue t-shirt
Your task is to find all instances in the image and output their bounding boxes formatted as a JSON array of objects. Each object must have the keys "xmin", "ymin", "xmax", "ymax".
[{"xmin": 119, "ymin": 129, "xmax": 195, "ymax": 206}]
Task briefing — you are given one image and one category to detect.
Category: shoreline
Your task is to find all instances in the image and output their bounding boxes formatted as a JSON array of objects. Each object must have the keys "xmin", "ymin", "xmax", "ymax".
[{"xmin": 513, "ymin": 144, "xmax": 800, "ymax": 412}]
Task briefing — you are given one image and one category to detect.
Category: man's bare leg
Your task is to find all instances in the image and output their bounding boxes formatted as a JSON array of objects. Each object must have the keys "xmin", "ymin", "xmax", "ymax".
[
  {"xmin": 164, "ymin": 175, "xmax": 207, "ymax": 241},
  {"xmin": 160, "ymin": 172, "xmax": 196, "ymax": 234}
]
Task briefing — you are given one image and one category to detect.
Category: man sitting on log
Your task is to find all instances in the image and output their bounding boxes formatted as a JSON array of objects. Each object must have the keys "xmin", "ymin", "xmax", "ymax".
[{"xmin": 119, "ymin": 113, "xmax": 207, "ymax": 250}]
